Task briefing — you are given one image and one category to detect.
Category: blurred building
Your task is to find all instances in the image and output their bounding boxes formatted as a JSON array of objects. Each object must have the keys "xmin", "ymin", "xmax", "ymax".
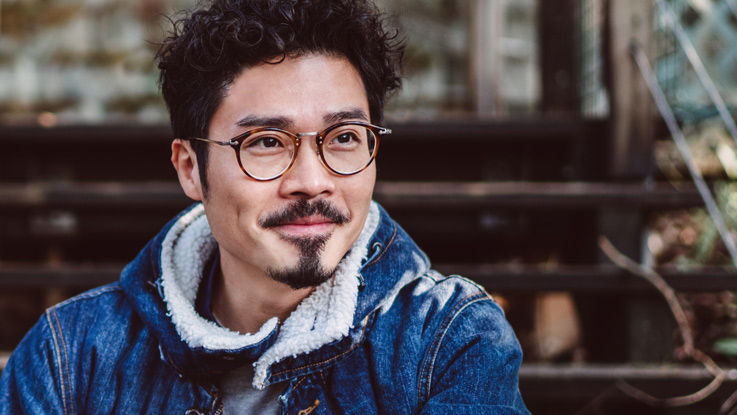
[{"xmin": 0, "ymin": 0, "xmax": 544, "ymax": 124}]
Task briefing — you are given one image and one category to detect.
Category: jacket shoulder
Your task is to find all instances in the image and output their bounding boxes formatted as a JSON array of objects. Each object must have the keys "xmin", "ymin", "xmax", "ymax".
[
  {"xmin": 47, "ymin": 283, "xmax": 133, "ymax": 327},
  {"xmin": 421, "ymin": 270, "xmax": 491, "ymax": 296},
  {"xmin": 413, "ymin": 270, "xmax": 516, "ymax": 356},
  {"xmin": 377, "ymin": 268, "xmax": 511, "ymax": 359},
  {"xmin": 45, "ymin": 282, "xmax": 142, "ymax": 351},
  {"xmin": 368, "ymin": 269, "xmax": 527, "ymax": 412},
  {"xmin": 416, "ymin": 270, "xmax": 500, "ymax": 318},
  {"xmin": 0, "ymin": 283, "xmax": 133, "ymax": 414},
  {"xmin": 376, "ymin": 268, "xmax": 502, "ymax": 329},
  {"xmin": 51, "ymin": 282, "xmax": 125, "ymax": 310},
  {"xmin": 414, "ymin": 272, "xmax": 527, "ymax": 413}
]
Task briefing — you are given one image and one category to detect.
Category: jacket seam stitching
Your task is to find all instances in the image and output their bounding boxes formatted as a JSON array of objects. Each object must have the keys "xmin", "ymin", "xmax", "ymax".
[
  {"xmin": 418, "ymin": 294, "xmax": 476, "ymax": 405},
  {"xmin": 292, "ymin": 375, "xmax": 309, "ymax": 391},
  {"xmin": 45, "ymin": 310, "xmax": 70, "ymax": 415},
  {"xmin": 269, "ymin": 316, "xmax": 370, "ymax": 379},
  {"xmin": 150, "ymin": 241, "xmax": 159, "ymax": 277},
  {"xmin": 52, "ymin": 308, "xmax": 76, "ymax": 415},
  {"xmin": 445, "ymin": 275, "xmax": 494, "ymax": 298},
  {"xmin": 417, "ymin": 292, "xmax": 489, "ymax": 405},
  {"xmin": 420, "ymin": 271, "xmax": 440, "ymax": 283},
  {"xmin": 162, "ymin": 349, "xmax": 185, "ymax": 375},
  {"xmin": 365, "ymin": 224, "xmax": 397, "ymax": 267},
  {"xmin": 424, "ymin": 297, "xmax": 491, "ymax": 402},
  {"xmin": 208, "ymin": 388, "xmax": 221, "ymax": 413},
  {"xmin": 51, "ymin": 285, "xmax": 121, "ymax": 310}
]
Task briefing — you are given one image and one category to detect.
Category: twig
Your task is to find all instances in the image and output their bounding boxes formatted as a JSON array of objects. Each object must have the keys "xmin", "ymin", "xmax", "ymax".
[
  {"xmin": 599, "ymin": 236, "xmax": 727, "ymax": 407},
  {"xmin": 572, "ymin": 384, "xmax": 618, "ymax": 415},
  {"xmin": 720, "ymin": 388, "xmax": 737, "ymax": 415},
  {"xmin": 616, "ymin": 375, "xmax": 724, "ymax": 407},
  {"xmin": 599, "ymin": 237, "xmax": 695, "ymax": 353}
]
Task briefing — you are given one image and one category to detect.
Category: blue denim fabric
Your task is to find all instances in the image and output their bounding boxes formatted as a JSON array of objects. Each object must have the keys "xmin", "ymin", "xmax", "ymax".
[{"xmin": 0, "ymin": 203, "xmax": 529, "ymax": 414}]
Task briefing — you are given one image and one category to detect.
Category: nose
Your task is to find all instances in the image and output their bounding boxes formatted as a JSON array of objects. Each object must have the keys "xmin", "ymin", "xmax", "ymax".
[{"xmin": 278, "ymin": 137, "xmax": 335, "ymax": 198}]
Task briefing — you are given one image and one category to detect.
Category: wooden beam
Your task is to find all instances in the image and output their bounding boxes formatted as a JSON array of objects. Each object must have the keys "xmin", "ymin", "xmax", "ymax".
[
  {"xmin": 1, "ymin": 358, "xmax": 734, "ymax": 398},
  {"xmin": 520, "ymin": 363, "xmax": 737, "ymax": 403},
  {"xmin": 0, "ymin": 181, "xmax": 703, "ymax": 210},
  {"xmin": 604, "ymin": 0, "xmax": 659, "ymax": 364},
  {"xmin": 3, "ymin": 263, "xmax": 737, "ymax": 293},
  {"xmin": 469, "ymin": 0, "xmax": 503, "ymax": 115},
  {"xmin": 606, "ymin": 0, "xmax": 654, "ymax": 178},
  {"xmin": 441, "ymin": 264, "xmax": 737, "ymax": 292},
  {"xmin": 0, "ymin": 119, "xmax": 605, "ymax": 143},
  {"xmin": 539, "ymin": 0, "xmax": 579, "ymax": 113}
]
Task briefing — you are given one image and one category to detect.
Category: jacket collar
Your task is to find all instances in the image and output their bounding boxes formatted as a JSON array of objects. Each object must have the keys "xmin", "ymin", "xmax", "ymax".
[
  {"xmin": 120, "ymin": 201, "xmax": 429, "ymax": 387},
  {"xmin": 264, "ymin": 206, "xmax": 430, "ymax": 386}
]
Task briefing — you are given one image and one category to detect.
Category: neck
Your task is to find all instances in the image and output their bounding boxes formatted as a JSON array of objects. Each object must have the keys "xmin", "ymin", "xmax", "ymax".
[{"xmin": 211, "ymin": 247, "xmax": 314, "ymax": 334}]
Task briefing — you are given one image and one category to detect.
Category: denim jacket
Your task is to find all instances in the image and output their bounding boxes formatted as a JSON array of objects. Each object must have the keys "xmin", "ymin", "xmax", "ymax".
[{"xmin": 0, "ymin": 202, "xmax": 529, "ymax": 415}]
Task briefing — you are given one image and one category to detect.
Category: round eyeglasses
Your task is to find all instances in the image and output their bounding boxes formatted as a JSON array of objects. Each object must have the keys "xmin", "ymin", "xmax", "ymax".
[{"xmin": 183, "ymin": 121, "xmax": 391, "ymax": 181}]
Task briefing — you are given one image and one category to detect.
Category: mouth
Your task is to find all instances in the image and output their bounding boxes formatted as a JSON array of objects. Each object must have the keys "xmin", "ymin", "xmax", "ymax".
[
  {"xmin": 272, "ymin": 215, "xmax": 337, "ymax": 237},
  {"xmin": 260, "ymin": 199, "xmax": 351, "ymax": 240}
]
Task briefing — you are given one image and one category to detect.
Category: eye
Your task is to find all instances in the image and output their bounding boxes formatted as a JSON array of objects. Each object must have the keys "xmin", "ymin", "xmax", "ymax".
[
  {"xmin": 330, "ymin": 132, "xmax": 360, "ymax": 146},
  {"xmin": 247, "ymin": 136, "xmax": 283, "ymax": 148}
]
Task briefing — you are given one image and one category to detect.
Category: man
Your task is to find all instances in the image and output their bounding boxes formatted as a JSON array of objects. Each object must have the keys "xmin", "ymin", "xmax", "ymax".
[{"xmin": 0, "ymin": 0, "xmax": 529, "ymax": 413}]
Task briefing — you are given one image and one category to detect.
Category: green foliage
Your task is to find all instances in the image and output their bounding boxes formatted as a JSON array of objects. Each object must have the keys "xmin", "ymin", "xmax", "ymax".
[{"xmin": 713, "ymin": 337, "xmax": 737, "ymax": 355}]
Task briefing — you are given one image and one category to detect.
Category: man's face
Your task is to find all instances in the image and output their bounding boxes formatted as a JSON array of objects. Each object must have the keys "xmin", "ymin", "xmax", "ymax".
[{"xmin": 194, "ymin": 53, "xmax": 375, "ymax": 289}]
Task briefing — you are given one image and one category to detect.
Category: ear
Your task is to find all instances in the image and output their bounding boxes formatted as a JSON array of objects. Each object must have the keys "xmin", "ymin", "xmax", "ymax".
[{"xmin": 171, "ymin": 139, "xmax": 204, "ymax": 201}]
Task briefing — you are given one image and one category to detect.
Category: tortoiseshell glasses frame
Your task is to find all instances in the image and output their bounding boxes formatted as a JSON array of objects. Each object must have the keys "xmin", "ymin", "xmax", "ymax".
[{"xmin": 182, "ymin": 121, "xmax": 390, "ymax": 181}]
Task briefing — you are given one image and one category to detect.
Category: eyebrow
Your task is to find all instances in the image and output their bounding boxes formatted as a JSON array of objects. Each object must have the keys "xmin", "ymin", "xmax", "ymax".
[
  {"xmin": 234, "ymin": 108, "xmax": 369, "ymax": 130},
  {"xmin": 322, "ymin": 108, "xmax": 369, "ymax": 124},
  {"xmin": 236, "ymin": 115, "xmax": 291, "ymax": 129}
]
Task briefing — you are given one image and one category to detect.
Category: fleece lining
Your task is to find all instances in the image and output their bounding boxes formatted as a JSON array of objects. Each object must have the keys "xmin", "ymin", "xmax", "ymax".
[{"xmin": 159, "ymin": 202, "xmax": 380, "ymax": 388}]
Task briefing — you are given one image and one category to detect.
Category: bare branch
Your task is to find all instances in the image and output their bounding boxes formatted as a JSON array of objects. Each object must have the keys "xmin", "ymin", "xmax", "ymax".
[
  {"xmin": 616, "ymin": 375, "xmax": 724, "ymax": 407},
  {"xmin": 598, "ymin": 236, "xmax": 728, "ymax": 407},
  {"xmin": 720, "ymin": 388, "xmax": 737, "ymax": 415},
  {"xmin": 599, "ymin": 236, "xmax": 694, "ymax": 352}
]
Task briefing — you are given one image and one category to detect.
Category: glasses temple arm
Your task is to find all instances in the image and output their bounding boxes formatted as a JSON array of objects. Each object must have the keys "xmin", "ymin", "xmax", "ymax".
[{"xmin": 182, "ymin": 137, "xmax": 234, "ymax": 147}]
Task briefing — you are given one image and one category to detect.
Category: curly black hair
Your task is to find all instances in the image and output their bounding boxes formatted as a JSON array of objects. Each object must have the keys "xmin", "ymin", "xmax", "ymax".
[{"xmin": 156, "ymin": 0, "xmax": 403, "ymax": 191}]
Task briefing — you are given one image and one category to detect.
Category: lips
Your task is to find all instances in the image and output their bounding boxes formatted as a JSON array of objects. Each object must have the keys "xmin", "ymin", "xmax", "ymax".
[
  {"xmin": 288, "ymin": 215, "xmax": 332, "ymax": 225},
  {"xmin": 273, "ymin": 215, "xmax": 336, "ymax": 237}
]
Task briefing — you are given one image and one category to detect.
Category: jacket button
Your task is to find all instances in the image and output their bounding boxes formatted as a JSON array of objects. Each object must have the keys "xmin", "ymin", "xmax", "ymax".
[{"xmin": 184, "ymin": 409, "xmax": 204, "ymax": 415}]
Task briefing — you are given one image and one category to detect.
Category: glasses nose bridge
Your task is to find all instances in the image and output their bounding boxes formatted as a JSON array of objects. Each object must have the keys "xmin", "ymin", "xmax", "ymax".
[
  {"xmin": 293, "ymin": 130, "xmax": 323, "ymax": 152},
  {"xmin": 294, "ymin": 131, "xmax": 320, "ymax": 144},
  {"xmin": 289, "ymin": 130, "xmax": 326, "ymax": 171}
]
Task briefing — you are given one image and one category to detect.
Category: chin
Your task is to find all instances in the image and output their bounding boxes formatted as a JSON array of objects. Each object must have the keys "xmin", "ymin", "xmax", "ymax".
[
  {"xmin": 266, "ymin": 259, "xmax": 336, "ymax": 290},
  {"xmin": 266, "ymin": 234, "xmax": 338, "ymax": 289}
]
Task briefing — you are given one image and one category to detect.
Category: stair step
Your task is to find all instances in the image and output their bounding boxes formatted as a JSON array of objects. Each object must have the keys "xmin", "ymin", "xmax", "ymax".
[
  {"xmin": 0, "ymin": 181, "xmax": 701, "ymax": 210},
  {"xmin": 2, "ymin": 263, "xmax": 735, "ymax": 292}
]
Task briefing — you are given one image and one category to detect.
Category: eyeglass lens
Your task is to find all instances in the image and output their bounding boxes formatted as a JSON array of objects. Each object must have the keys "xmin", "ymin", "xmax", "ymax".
[{"xmin": 239, "ymin": 124, "xmax": 377, "ymax": 180}]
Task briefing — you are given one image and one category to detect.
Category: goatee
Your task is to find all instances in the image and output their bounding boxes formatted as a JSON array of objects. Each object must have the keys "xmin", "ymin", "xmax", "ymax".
[
  {"xmin": 260, "ymin": 200, "xmax": 351, "ymax": 289},
  {"xmin": 266, "ymin": 234, "xmax": 336, "ymax": 289}
]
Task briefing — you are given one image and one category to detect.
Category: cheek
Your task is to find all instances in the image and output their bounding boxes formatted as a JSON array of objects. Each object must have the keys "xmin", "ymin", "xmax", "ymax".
[
  {"xmin": 350, "ymin": 168, "xmax": 376, "ymax": 205},
  {"xmin": 231, "ymin": 186, "xmax": 277, "ymax": 234},
  {"xmin": 343, "ymin": 169, "xmax": 376, "ymax": 227},
  {"xmin": 202, "ymin": 160, "xmax": 272, "ymax": 244}
]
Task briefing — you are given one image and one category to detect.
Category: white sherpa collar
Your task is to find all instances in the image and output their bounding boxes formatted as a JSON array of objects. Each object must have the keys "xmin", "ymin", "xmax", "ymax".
[{"xmin": 159, "ymin": 201, "xmax": 381, "ymax": 388}]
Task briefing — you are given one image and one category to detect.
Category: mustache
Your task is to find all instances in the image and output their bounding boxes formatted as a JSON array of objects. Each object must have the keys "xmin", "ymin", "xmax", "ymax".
[{"xmin": 259, "ymin": 199, "xmax": 350, "ymax": 228}]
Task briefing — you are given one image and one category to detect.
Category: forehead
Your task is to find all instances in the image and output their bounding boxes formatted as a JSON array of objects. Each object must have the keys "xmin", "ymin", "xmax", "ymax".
[{"xmin": 212, "ymin": 53, "xmax": 369, "ymax": 132}]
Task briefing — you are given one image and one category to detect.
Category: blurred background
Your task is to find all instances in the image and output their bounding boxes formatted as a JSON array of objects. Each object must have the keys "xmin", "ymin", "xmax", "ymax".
[{"xmin": 4, "ymin": 0, "xmax": 737, "ymax": 413}]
